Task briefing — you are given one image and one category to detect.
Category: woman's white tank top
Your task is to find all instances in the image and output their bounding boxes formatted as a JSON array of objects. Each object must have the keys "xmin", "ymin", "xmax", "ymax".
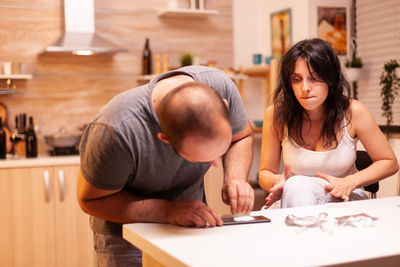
[{"xmin": 281, "ymin": 121, "xmax": 358, "ymax": 177}]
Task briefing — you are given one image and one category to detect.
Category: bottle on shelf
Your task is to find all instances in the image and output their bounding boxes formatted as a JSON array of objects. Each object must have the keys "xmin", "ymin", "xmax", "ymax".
[
  {"xmin": 190, "ymin": 0, "xmax": 203, "ymax": 9},
  {"xmin": 162, "ymin": 54, "xmax": 169, "ymax": 73},
  {"xmin": 142, "ymin": 38, "xmax": 153, "ymax": 75},
  {"xmin": 167, "ymin": 0, "xmax": 179, "ymax": 9},
  {"xmin": 34, "ymin": 119, "xmax": 42, "ymax": 156},
  {"xmin": 25, "ymin": 116, "xmax": 37, "ymax": 158},
  {"xmin": 22, "ymin": 113, "xmax": 26, "ymax": 133},
  {"xmin": 154, "ymin": 54, "xmax": 161, "ymax": 75},
  {"xmin": 14, "ymin": 113, "xmax": 26, "ymax": 157},
  {"xmin": 0, "ymin": 116, "xmax": 6, "ymax": 159}
]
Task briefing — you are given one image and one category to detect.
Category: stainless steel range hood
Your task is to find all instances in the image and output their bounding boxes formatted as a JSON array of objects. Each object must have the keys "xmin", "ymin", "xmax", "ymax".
[{"xmin": 44, "ymin": 0, "xmax": 127, "ymax": 55}]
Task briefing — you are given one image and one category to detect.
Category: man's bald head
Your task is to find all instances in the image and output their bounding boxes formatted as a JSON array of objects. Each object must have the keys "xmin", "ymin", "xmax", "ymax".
[{"xmin": 158, "ymin": 81, "xmax": 230, "ymax": 150}]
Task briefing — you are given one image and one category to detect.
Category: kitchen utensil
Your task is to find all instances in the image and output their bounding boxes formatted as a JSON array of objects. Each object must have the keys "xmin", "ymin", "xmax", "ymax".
[
  {"xmin": 3, "ymin": 61, "xmax": 12, "ymax": 75},
  {"xmin": 44, "ymin": 126, "xmax": 81, "ymax": 148}
]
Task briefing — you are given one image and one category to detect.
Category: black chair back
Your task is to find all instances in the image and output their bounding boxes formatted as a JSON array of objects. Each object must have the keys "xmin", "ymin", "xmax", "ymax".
[{"xmin": 355, "ymin": 150, "xmax": 379, "ymax": 197}]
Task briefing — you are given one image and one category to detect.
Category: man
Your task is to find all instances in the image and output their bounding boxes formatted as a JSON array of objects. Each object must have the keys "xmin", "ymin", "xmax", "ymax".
[{"xmin": 77, "ymin": 65, "xmax": 254, "ymax": 266}]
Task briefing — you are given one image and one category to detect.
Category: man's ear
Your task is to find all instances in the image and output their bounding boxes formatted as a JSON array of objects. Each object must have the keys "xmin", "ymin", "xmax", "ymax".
[
  {"xmin": 223, "ymin": 98, "xmax": 229, "ymax": 109},
  {"xmin": 157, "ymin": 133, "xmax": 170, "ymax": 144}
]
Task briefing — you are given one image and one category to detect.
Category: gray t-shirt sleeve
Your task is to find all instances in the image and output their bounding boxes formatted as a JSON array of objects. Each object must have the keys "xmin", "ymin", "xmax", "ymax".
[
  {"xmin": 79, "ymin": 123, "xmax": 135, "ymax": 190},
  {"xmin": 223, "ymin": 77, "xmax": 248, "ymax": 135}
]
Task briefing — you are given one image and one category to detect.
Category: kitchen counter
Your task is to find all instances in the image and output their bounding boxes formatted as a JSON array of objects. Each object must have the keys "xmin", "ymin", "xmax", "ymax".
[{"xmin": 0, "ymin": 155, "xmax": 80, "ymax": 168}]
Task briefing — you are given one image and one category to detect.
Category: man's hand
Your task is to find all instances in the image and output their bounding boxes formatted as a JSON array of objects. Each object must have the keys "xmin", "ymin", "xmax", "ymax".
[
  {"xmin": 317, "ymin": 172, "xmax": 357, "ymax": 202},
  {"xmin": 221, "ymin": 179, "xmax": 254, "ymax": 214},
  {"xmin": 166, "ymin": 200, "xmax": 223, "ymax": 227}
]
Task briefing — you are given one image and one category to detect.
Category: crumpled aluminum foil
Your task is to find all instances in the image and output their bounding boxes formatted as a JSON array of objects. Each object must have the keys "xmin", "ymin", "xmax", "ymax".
[
  {"xmin": 335, "ymin": 213, "xmax": 378, "ymax": 227},
  {"xmin": 285, "ymin": 212, "xmax": 378, "ymax": 229},
  {"xmin": 285, "ymin": 212, "xmax": 329, "ymax": 228}
]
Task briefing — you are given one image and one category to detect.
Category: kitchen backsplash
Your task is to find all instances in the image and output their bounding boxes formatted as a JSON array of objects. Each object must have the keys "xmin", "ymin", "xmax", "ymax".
[{"xmin": 0, "ymin": 0, "xmax": 233, "ymax": 136}]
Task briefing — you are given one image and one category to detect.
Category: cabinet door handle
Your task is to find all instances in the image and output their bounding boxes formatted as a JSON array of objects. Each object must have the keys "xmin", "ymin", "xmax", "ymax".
[
  {"xmin": 58, "ymin": 169, "xmax": 65, "ymax": 202},
  {"xmin": 43, "ymin": 170, "xmax": 51, "ymax": 203}
]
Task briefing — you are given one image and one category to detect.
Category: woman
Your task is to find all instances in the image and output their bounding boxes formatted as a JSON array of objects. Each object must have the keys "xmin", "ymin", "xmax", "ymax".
[{"xmin": 259, "ymin": 38, "xmax": 398, "ymax": 208}]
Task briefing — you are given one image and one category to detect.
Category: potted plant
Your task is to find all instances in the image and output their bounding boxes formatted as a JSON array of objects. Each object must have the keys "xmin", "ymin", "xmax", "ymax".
[
  {"xmin": 380, "ymin": 59, "xmax": 400, "ymax": 136},
  {"xmin": 345, "ymin": 53, "xmax": 363, "ymax": 82},
  {"xmin": 344, "ymin": 38, "xmax": 363, "ymax": 99},
  {"xmin": 180, "ymin": 53, "xmax": 193, "ymax": 67}
]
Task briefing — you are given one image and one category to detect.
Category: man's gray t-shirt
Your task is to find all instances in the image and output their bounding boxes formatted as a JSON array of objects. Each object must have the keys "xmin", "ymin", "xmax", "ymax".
[{"xmin": 79, "ymin": 65, "xmax": 248, "ymax": 234}]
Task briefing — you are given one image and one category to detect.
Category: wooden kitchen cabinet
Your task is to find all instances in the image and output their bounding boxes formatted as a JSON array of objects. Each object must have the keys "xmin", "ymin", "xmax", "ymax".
[{"xmin": 0, "ymin": 164, "xmax": 94, "ymax": 267}]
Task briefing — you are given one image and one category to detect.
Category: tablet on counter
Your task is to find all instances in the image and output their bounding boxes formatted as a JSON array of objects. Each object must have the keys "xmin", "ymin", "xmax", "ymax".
[{"xmin": 221, "ymin": 214, "xmax": 271, "ymax": 225}]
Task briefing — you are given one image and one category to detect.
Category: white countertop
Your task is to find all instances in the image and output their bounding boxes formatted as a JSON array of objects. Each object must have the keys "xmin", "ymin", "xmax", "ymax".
[
  {"xmin": 123, "ymin": 197, "xmax": 400, "ymax": 267},
  {"xmin": 0, "ymin": 155, "xmax": 80, "ymax": 168}
]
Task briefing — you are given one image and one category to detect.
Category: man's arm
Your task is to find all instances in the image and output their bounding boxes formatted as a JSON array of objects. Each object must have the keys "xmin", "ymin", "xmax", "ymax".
[
  {"xmin": 221, "ymin": 121, "xmax": 254, "ymax": 214},
  {"xmin": 77, "ymin": 171, "xmax": 223, "ymax": 227}
]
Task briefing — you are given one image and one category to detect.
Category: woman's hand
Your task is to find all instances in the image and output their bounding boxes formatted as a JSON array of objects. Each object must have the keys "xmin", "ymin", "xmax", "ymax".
[
  {"xmin": 317, "ymin": 172, "xmax": 357, "ymax": 201},
  {"xmin": 264, "ymin": 165, "xmax": 292, "ymax": 209}
]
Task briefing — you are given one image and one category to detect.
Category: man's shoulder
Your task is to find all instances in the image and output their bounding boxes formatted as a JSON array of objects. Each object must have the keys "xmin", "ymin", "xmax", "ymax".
[
  {"xmin": 93, "ymin": 85, "xmax": 151, "ymax": 128},
  {"xmin": 179, "ymin": 65, "xmax": 223, "ymax": 73},
  {"xmin": 178, "ymin": 66, "xmax": 227, "ymax": 80}
]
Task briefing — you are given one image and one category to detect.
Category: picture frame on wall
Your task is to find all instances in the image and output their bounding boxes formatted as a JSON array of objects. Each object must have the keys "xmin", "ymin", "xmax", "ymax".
[
  {"xmin": 308, "ymin": 0, "xmax": 352, "ymax": 58},
  {"xmin": 317, "ymin": 6, "xmax": 348, "ymax": 56},
  {"xmin": 270, "ymin": 8, "xmax": 291, "ymax": 60}
]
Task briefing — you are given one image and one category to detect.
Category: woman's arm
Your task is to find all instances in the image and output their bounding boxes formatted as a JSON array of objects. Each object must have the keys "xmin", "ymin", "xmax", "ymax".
[
  {"xmin": 258, "ymin": 106, "xmax": 284, "ymax": 191},
  {"xmin": 350, "ymin": 100, "xmax": 399, "ymax": 187},
  {"xmin": 319, "ymin": 100, "xmax": 399, "ymax": 200}
]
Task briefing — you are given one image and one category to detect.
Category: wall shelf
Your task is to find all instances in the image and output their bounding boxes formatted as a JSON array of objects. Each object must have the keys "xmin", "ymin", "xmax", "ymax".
[
  {"xmin": 158, "ymin": 8, "xmax": 219, "ymax": 18},
  {"xmin": 242, "ymin": 61, "xmax": 278, "ymax": 108},
  {"xmin": 0, "ymin": 74, "xmax": 33, "ymax": 94},
  {"xmin": 0, "ymin": 74, "xmax": 33, "ymax": 80}
]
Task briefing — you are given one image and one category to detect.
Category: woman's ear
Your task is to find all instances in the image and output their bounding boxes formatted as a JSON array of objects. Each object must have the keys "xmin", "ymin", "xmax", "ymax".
[{"xmin": 157, "ymin": 133, "xmax": 170, "ymax": 144}]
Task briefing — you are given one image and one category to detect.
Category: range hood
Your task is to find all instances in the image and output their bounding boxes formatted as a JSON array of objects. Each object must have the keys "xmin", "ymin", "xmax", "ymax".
[{"xmin": 44, "ymin": 0, "xmax": 127, "ymax": 55}]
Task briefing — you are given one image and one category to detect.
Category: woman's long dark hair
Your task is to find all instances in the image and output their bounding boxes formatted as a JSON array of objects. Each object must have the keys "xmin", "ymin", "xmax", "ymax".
[{"xmin": 273, "ymin": 38, "xmax": 351, "ymax": 147}]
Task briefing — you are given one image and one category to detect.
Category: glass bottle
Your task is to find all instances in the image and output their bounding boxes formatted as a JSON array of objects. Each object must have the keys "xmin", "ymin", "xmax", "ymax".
[
  {"xmin": 25, "ymin": 116, "xmax": 37, "ymax": 158},
  {"xmin": 34, "ymin": 119, "xmax": 42, "ymax": 156},
  {"xmin": 142, "ymin": 38, "xmax": 152, "ymax": 75}
]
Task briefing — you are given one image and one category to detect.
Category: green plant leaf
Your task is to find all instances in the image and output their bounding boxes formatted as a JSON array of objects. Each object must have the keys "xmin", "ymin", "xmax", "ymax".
[{"xmin": 380, "ymin": 59, "xmax": 400, "ymax": 129}]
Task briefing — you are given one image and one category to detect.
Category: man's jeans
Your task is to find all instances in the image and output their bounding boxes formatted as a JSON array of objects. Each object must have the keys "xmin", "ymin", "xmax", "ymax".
[{"xmin": 94, "ymin": 232, "xmax": 142, "ymax": 267}]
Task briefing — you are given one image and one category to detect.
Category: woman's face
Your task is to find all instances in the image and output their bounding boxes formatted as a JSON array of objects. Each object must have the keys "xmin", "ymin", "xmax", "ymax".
[{"xmin": 291, "ymin": 58, "xmax": 329, "ymax": 113}]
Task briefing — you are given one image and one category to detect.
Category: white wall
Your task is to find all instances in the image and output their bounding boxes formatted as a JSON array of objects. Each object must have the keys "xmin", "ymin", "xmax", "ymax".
[
  {"xmin": 233, "ymin": 0, "xmax": 312, "ymax": 124},
  {"xmin": 232, "ymin": 0, "xmax": 264, "ymax": 69},
  {"xmin": 233, "ymin": 0, "xmax": 310, "ymax": 70}
]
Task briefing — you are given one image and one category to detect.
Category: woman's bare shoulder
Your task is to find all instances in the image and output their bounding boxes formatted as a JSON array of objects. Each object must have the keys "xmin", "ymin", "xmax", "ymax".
[
  {"xmin": 348, "ymin": 99, "xmax": 378, "ymax": 133},
  {"xmin": 264, "ymin": 105, "xmax": 275, "ymax": 119},
  {"xmin": 348, "ymin": 99, "xmax": 372, "ymax": 120}
]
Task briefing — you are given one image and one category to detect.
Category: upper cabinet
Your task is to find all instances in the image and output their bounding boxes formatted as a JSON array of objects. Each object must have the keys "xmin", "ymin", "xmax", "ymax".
[
  {"xmin": 159, "ymin": 0, "xmax": 219, "ymax": 18},
  {"xmin": 158, "ymin": 8, "xmax": 219, "ymax": 18}
]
